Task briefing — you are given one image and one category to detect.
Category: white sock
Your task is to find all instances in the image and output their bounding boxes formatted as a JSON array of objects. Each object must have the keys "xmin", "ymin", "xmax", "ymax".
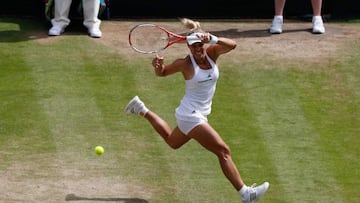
[
  {"xmin": 274, "ymin": 15, "xmax": 283, "ymax": 20},
  {"xmin": 239, "ymin": 184, "xmax": 248, "ymax": 195},
  {"xmin": 239, "ymin": 185, "xmax": 249, "ymax": 201},
  {"xmin": 312, "ymin": 16, "xmax": 322, "ymax": 21},
  {"xmin": 138, "ymin": 105, "xmax": 149, "ymax": 116}
]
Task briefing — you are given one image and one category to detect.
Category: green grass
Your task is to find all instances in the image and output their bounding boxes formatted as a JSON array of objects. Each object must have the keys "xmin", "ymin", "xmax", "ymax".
[{"xmin": 0, "ymin": 18, "xmax": 359, "ymax": 202}]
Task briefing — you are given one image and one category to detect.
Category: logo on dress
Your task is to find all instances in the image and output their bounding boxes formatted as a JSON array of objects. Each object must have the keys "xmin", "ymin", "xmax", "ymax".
[{"xmin": 198, "ymin": 75, "xmax": 213, "ymax": 83}]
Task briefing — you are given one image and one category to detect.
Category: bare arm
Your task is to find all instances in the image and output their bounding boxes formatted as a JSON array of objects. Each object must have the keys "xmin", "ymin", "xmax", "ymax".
[
  {"xmin": 152, "ymin": 56, "xmax": 187, "ymax": 77},
  {"xmin": 195, "ymin": 32, "xmax": 237, "ymax": 61},
  {"xmin": 207, "ymin": 36, "xmax": 237, "ymax": 61}
]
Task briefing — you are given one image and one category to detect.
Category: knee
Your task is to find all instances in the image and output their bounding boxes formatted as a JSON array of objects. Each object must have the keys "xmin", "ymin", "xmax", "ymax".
[
  {"xmin": 215, "ymin": 144, "xmax": 232, "ymax": 160},
  {"xmin": 168, "ymin": 143, "xmax": 180, "ymax": 150},
  {"xmin": 167, "ymin": 141, "xmax": 183, "ymax": 150}
]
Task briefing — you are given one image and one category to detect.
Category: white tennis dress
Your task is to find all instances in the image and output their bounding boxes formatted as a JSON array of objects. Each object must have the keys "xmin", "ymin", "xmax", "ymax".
[{"xmin": 175, "ymin": 52, "xmax": 219, "ymax": 133}]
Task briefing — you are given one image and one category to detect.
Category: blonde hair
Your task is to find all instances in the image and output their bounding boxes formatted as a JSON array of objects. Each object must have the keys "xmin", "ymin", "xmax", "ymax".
[{"xmin": 180, "ymin": 18, "xmax": 203, "ymax": 33}]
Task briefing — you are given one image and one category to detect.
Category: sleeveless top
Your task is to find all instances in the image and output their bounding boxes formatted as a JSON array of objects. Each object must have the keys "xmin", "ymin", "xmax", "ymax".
[{"xmin": 175, "ymin": 52, "xmax": 219, "ymax": 121}]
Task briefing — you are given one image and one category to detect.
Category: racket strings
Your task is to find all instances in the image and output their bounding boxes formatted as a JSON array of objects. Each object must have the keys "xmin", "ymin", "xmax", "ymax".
[{"xmin": 130, "ymin": 25, "xmax": 169, "ymax": 54}]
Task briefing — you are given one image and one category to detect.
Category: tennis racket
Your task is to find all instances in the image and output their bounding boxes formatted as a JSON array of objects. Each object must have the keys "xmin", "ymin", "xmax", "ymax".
[{"xmin": 128, "ymin": 23, "xmax": 199, "ymax": 54}]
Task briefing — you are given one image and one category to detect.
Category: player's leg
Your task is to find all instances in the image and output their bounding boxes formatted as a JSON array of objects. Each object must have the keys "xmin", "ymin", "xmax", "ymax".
[
  {"xmin": 187, "ymin": 123, "xmax": 244, "ymax": 190},
  {"xmin": 144, "ymin": 112, "xmax": 191, "ymax": 149},
  {"xmin": 188, "ymin": 123, "xmax": 269, "ymax": 203},
  {"xmin": 125, "ymin": 96, "xmax": 190, "ymax": 149}
]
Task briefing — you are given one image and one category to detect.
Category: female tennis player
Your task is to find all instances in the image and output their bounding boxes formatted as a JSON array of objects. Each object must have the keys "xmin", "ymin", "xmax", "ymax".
[{"xmin": 125, "ymin": 19, "xmax": 269, "ymax": 203}]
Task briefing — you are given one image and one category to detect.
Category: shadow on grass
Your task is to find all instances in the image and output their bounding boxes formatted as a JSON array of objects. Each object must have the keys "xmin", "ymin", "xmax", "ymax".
[
  {"xmin": 0, "ymin": 17, "xmax": 98, "ymax": 43},
  {"xmin": 65, "ymin": 193, "xmax": 149, "ymax": 203},
  {"xmin": 208, "ymin": 28, "xmax": 313, "ymax": 39},
  {"xmin": 210, "ymin": 28, "xmax": 272, "ymax": 38},
  {"xmin": 0, "ymin": 17, "xmax": 49, "ymax": 43}
]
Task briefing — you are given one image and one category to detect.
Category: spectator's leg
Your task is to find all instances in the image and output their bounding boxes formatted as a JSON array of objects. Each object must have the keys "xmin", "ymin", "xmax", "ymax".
[
  {"xmin": 83, "ymin": 0, "xmax": 102, "ymax": 38},
  {"xmin": 311, "ymin": 0, "xmax": 325, "ymax": 34},
  {"xmin": 270, "ymin": 0, "xmax": 286, "ymax": 34},
  {"xmin": 274, "ymin": 0, "xmax": 286, "ymax": 16},
  {"xmin": 49, "ymin": 0, "xmax": 72, "ymax": 36}
]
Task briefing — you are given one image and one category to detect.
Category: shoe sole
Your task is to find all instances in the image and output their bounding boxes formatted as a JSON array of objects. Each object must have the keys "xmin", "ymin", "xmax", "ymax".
[
  {"xmin": 124, "ymin": 96, "xmax": 139, "ymax": 114},
  {"xmin": 269, "ymin": 29, "xmax": 282, "ymax": 34},
  {"xmin": 312, "ymin": 30, "xmax": 325, "ymax": 34},
  {"xmin": 89, "ymin": 33, "xmax": 102, "ymax": 38},
  {"xmin": 48, "ymin": 32, "xmax": 61, "ymax": 36},
  {"xmin": 48, "ymin": 29, "xmax": 64, "ymax": 36}
]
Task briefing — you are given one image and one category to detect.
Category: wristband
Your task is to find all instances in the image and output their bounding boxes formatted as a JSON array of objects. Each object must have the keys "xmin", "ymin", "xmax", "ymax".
[{"xmin": 209, "ymin": 35, "xmax": 218, "ymax": 44}]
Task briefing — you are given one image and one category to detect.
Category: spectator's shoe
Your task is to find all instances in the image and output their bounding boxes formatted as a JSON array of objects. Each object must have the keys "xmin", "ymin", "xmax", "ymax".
[
  {"xmin": 124, "ymin": 96, "xmax": 149, "ymax": 116},
  {"xmin": 48, "ymin": 26, "xmax": 64, "ymax": 36},
  {"xmin": 241, "ymin": 182, "xmax": 270, "ymax": 203},
  {"xmin": 312, "ymin": 16, "xmax": 325, "ymax": 34},
  {"xmin": 269, "ymin": 16, "xmax": 283, "ymax": 34},
  {"xmin": 88, "ymin": 27, "xmax": 102, "ymax": 38}
]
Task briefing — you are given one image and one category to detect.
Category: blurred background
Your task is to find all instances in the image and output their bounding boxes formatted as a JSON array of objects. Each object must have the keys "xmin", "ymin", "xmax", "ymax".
[{"xmin": 1, "ymin": 0, "xmax": 359, "ymax": 21}]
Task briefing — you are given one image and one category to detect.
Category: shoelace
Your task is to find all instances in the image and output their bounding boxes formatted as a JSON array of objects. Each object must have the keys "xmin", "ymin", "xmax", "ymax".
[
  {"xmin": 248, "ymin": 183, "xmax": 258, "ymax": 201},
  {"xmin": 313, "ymin": 21, "xmax": 323, "ymax": 26},
  {"xmin": 273, "ymin": 18, "xmax": 283, "ymax": 25}
]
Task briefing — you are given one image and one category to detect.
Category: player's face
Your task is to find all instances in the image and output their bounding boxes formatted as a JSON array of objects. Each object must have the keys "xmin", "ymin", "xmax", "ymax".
[{"xmin": 189, "ymin": 42, "xmax": 205, "ymax": 57}]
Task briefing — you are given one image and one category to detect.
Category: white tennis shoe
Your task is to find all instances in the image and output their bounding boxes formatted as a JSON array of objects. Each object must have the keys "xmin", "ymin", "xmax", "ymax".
[
  {"xmin": 48, "ymin": 26, "xmax": 65, "ymax": 36},
  {"xmin": 124, "ymin": 96, "xmax": 149, "ymax": 115},
  {"xmin": 312, "ymin": 16, "xmax": 325, "ymax": 34},
  {"xmin": 241, "ymin": 182, "xmax": 270, "ymax": 203},
  {"xmin": 88, "ymin": 27, "xmax": 102, "ymax": 38},
  {"xmin": 269, "ymin": 16, "xmax": 283, "ymax": 34}
]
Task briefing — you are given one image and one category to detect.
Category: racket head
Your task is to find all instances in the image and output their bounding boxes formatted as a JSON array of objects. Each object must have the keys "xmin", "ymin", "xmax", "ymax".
[{"xmin": 128, "ymin": 24, "xmax": 170, "ymax": 54}]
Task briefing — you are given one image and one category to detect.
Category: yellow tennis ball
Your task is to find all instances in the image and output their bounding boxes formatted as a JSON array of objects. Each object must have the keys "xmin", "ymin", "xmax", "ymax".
[{"xmin": 95, "ymin": 146, "xmax": 104, "ymax": 155}]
